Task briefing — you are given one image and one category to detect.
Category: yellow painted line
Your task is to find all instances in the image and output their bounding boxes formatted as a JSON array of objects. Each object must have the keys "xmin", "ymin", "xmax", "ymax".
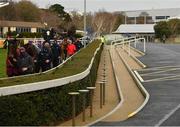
[{"xmin": 128, "ymin": 112, "xmax": 136, "ymax": 118}]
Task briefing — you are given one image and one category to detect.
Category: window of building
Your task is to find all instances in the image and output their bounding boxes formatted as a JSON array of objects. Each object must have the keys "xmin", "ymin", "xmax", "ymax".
[
  {"xmin": 156, "ymin": 16, "xmax": 166, "ymax": 20},
  {"xmin": 16, "ymin": 27, "xmax": 31, "ymax": 33},
  {"xmin": 37, "ymin": 28, "xmax": 43, "ymax": 33}
]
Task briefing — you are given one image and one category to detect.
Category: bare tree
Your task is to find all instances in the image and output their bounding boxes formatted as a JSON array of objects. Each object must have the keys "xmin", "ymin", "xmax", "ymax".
[{"xmin": 92, "ymin": 11, "xmax": 122, "ymax": 34}]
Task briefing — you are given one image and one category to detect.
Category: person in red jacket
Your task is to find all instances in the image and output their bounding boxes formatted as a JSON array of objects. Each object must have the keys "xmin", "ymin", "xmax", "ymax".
[{"xmin": 66, "ymin": 40, "xmax": 76, "ymax": 57}]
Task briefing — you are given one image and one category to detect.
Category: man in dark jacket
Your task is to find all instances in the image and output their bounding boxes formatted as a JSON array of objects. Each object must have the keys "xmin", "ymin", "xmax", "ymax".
[
  {"xmin": 17, "ymin": 47, "xmax": 33, "ymax": 75},
  {"xmin": 38, "ymin": 42, "xmax": 52, "ymax": 72},
  {"xmin": 51, "ymin": 40, "xmax": 61, "ymax": 67}
]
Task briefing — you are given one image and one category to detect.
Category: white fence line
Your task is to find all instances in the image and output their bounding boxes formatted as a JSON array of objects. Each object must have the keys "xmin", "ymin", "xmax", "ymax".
[
  {"xmin": 0, "ymin": 43, "xmax": 102, "ymax": 97},
  {"xmin": 114, "ymin": 37, "xmax": 146, "ymax": 56}
]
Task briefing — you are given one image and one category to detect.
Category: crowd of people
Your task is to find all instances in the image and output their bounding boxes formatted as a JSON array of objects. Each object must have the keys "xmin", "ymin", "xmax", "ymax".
[{"xmin": 4, "ymin": 36, "xmax": 84, "ymax": 77}]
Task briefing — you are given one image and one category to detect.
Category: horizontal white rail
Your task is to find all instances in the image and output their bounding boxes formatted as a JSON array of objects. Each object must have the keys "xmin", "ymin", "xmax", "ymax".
[
  {"xmin": 111, "ymin": 36, "xmax": 137, "ymax": 45},
  {"xmin": 114, "ymin": 37, "xmax": 146, "ymax": 55},
  {"xmin": 0, "ymin": 43, "xmax": 102, "ymax": 96}
]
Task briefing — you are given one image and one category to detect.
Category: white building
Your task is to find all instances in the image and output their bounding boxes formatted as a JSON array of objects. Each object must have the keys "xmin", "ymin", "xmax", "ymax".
[
  {"xmin": 114, "ymin": 24, "xmax": 155, "ymax": 42},
  {"xmin": 121, "ymin": 8, "xmax": 180, "ymax": 24}
]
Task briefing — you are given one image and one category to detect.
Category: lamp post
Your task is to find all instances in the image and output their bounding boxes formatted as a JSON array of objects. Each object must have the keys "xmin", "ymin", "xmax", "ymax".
[{"xmin": 84, "ymin": 0, "xmax": 87, "ymax": 37}]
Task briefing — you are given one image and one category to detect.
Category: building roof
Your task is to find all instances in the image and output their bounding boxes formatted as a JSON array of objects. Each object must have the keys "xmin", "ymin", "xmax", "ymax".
[
  {"xmin": 0, "ymin": 20, "xmax": 44, "ymax": 28},
  {"xmin": 114, "ymin": 24, "xmax": 155, "ymax": 34}
]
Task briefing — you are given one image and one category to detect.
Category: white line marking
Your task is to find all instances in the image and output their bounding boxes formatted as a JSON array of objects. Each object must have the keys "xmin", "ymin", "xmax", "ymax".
[
  {"xmin": 144, "ymin": 74, "xmax": 180, "ymax": 83},
  {"xmin": 155, "ymin": 103, "xmax": 180, "ymax": 127},
  {"xmin": 134, "ymin": 70, "xmax": 144, "ymax": 82},
  {"xmin": 141, "ymin": 68, "xmax": 180, "ymax": 76},
  {"xmin": 138, "ymin": 65, "xmax": 180, "ymax": 72}
]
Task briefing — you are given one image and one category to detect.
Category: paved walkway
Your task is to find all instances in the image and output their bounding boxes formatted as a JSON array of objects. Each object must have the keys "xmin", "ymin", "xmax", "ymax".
[{"xmin": 94, "ymin": 45, "xmax": 145, "ymax": 124}]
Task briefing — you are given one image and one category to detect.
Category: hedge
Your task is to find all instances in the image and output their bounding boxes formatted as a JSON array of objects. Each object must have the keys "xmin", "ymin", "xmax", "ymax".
[{"xmin": 0, "ymin": 40, "xmax": 102, "ymax": 125}]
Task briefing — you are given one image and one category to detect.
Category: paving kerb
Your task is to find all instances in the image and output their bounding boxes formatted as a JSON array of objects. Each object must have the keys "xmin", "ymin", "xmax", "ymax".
[
  {"xmin": 116, "ymin": 47, "xmax": 141, "ymax": 70},
  {"xmin": 122, "ymin": 45, "xmax": 142, "ymax": 57},
  {"xmin": 115, "ymin": 47, "xmax": 150, "ymax": 118},
  {"xmin": 120, "ymin": 45, "xmax": 147, "ymax": 68},
  {"xmin": 59, "ymin": 46, "xmax": 119, "ymax": 126},
  {"xmin": 130, "ymin": 45, "xmax": 146, "ymax": 56}
]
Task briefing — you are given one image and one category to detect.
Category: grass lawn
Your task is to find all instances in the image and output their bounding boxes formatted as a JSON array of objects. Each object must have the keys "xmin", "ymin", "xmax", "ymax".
[
  {"xmin": 0, "ymin": 40, "xmax": 101, "ymax": 87},
  {"xmin": 0, "ymin": 48, "xmax": 7, "ymax": 78}
]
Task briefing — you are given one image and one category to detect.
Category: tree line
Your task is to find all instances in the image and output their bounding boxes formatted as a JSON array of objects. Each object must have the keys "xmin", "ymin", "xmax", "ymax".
[
  {"xmin": 0, "ymin": 0, "xmax": 124, "ymax": 35},
  {"xmin": 154, "ymin": 19, "xmax": 180, "ymax": 41}
]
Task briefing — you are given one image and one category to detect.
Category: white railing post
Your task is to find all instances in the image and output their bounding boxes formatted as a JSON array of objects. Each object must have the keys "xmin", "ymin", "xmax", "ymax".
[
  {"xmin": 143, "ymin": 38, "xmax": 146, "ymax": 53},
  {"xmin": 128, "ymin": 41, "xmax": 131, "ymax": 56},
  {"xmin": 134, "ymin": 38, "xmax": 137, "ymax": 48}
]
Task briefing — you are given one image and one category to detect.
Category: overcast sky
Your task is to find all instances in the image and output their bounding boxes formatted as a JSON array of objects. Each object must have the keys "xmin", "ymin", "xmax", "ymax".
[{"xmin": 14, "ymin": 0, "xmax": 180, "ymax": 12}]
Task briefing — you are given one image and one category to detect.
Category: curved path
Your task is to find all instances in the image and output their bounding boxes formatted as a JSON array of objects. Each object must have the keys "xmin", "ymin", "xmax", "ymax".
[{"xmin": 94, "ymin": 45, "xmax": 145, "ymax": 124}]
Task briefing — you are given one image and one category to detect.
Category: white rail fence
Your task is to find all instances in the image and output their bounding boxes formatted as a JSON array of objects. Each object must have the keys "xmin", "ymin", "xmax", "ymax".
[
  {"xmin": 0, "ymin": 42, "xmax": 102, "ymax": 97},
  {"xmin": 112, "ymin": 36, "xmax": 146, "ymax": 56}
]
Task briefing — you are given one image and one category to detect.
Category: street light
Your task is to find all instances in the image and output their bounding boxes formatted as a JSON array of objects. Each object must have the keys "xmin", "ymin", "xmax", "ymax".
[{"xmin": 84, "ymin": 0, "xmax": 87, "ymax": 37}]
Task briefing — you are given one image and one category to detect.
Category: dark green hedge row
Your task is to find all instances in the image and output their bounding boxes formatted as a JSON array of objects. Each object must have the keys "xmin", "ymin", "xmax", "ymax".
[{"xmin": 0, "ymin": 43, "xmax": 102, "ymax": 126}]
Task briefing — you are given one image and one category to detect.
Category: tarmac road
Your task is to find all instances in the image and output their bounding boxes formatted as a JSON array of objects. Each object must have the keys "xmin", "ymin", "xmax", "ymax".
[{"xmin": 94, "ymin": 43, "xmax": 180, "ymax": 126}]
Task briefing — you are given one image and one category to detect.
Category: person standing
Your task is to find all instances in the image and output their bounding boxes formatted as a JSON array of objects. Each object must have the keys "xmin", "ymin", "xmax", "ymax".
[
  {"xmin": 6, "ymin": 46, "xmax": 19, "ymax": 77},
  {"xmin": 162, "ymin": 34, "xmax": 166, "ymax": 44},
  {"xmin": 17, "ymin": 47, "xmax": 33, "ymax": 75},
  {"xmin": 51, "ymin": 40, "xmax": 61, "ymax": 67},
  {"xmin": 101, "ymin": 35, "xmax": 106, "ymax": 45},
  {"xmin": 66, "ymin": 40, "xmax": 76, "ymax": 57},
  {"xmin": 38, "ymin": 42, "xmax": 52, "ymax": 72}
]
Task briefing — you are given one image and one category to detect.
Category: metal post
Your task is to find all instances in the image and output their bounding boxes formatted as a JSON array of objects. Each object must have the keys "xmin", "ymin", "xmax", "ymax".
[
  {"xmin": 84, "ymin": 0, "xmax": 87, "ymax": 37},
  {"xmin": 87, "ymin": 87, "xmax": 96, "ymax": 117},
  {"xmin": 125, "ymin": 15, "xmax": 127, "ymax": 24},
  {"xmin": 72, "ymin": 96, "xmax": 75, "ymax": 126},
  {"xmin": 102, "ymin": 80, "xmax": 107, "ymax": 105},
  {"xmin": 128, "ymin": 42, "xmax": 131, "ymax": 56},
  {"xmin": 79, "ymin": 90, "xmax": 89, "ymax": 122},
  {"xmin": 134, "ymin": 38, "xmax": 137, "ymax": 48},
  {"xmin": 144, "ymin": 38, "xmax": 146, "ymax": 53},
  {"xmin": 100, "ymin": 83, "xmax": 103, "ymax": 108},
  {"xmin": 68, "ymin": 92, "xmax": 80, "ymax": 126}
]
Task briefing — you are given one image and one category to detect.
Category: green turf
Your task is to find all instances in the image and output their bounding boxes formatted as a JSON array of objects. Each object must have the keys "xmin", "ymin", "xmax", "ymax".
[
  {"xmin": 0, "ymin": 40, "xmax": 101, "ymax": 87},
  {"xmin": 0, "ymin": 49, "xmax": 7, "ymax": 78}
]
